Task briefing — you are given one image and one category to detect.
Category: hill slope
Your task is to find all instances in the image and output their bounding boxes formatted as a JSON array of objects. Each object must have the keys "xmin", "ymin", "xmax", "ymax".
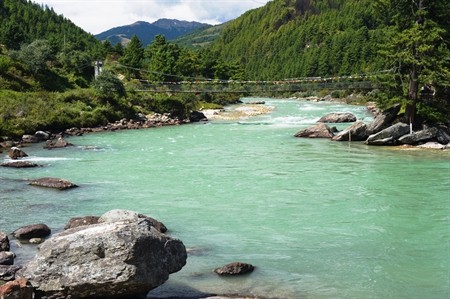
[
  {"xmin": 210, "ymin": 0, "xmax": 387, "ymax": 80},
  {"xmin": 95, "ymin": 19, "xmax": 211, "ymax": 46}
]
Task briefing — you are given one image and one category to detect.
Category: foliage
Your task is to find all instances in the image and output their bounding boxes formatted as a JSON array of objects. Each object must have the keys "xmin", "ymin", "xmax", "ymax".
[
  {"xmin": 375, "ymin": 0, "xmax": 450, "ymax": 124},
  {"xmin": 15, "ymin": 39, "xmax": 53, "ymax": 74},
  {"xmin": 92, "ymin": 70, "xmax": 126, "ymax": 99}
]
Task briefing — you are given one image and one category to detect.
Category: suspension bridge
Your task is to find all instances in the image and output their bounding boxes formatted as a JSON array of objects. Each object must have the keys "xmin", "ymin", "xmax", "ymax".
[{"xmin": 116, "ymin": 64, "xmax": 392, "ymax": 94}]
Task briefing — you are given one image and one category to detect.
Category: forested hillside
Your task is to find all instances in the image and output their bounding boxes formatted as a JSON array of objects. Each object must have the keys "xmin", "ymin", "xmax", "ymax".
[{"xmin": 211, "ymin": 0, "xmax": 387, "ymax": 80}]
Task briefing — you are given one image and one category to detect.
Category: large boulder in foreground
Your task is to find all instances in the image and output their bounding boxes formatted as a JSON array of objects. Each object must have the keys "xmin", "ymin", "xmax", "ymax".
[
  {"xmin": 22, "ymin": 209, "xmax": 187, "ymax": 299},
  {"xmin": 332, "ymin": 121, "xmax": 368, "ymax": 141},
  {"xmin": 366, "ymin": 123, "xmax": 410, "ymax": 146},
  {"xmin": 318, "ymin": 112, "xmax": 356, "ymax": 123},
  {"xmin": 294, "ymin": 123, "xmax": 334, "ymax": 138}
]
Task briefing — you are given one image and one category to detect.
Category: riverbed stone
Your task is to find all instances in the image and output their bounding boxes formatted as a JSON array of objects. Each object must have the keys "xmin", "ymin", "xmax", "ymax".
[
  {"xmin": 214, "ymin": 262, "xmax": 255, "ymax": 276},
  {"xmin": 12, "ymin": 224, "xmax": 51, "ymax": 241},
  {"xmin": 366, "ymin": 123, "xmax": 410, "ymax": 146},
  {"xmin": 1, "ymin": 161, "xmax": 39, "ymax": 168},
  {"xmin": 294, "ymin": 123, "xmax": 334, "ymax": 138},
  {"xmin": 0, "ymin": 252, "xmax": 14, "ymax": 266},
  {"xmin": 0, "ymin": 278, "xmax": 33, "ymax": 299},
  {"xmin": 0, "ymin": 232, "xmax": 9, "ymax": 252},
  {"xmin": 0, "ymin": 265, "xmax": 22, "ymax": 281},
  {"xmin": 190, "ymin": 111, "xmax": 208, "ymax": 122},
  {"xmin": 29, "ymin": 177, "xmax": 78, "ymax": 190},
  {"xmin": 332, "ymin": 121, "xmax": 368, "ymax": 141},
  {"xmin": 22, "ymin": 210, "xmax": 187, "ymax": 299},
  {"xmin": 8, "ymin": 147, "xmax": 28, "ymax": 160},
  {"xmin": 43, "ymin": 137, "xmax": 73, "ymax": 149},
  {"xmin": 318, "ymin": 112, "xmax": 357, "ymax": 123},
  {"xmin": 398, "ymin": 127, "xmax": 438, "ymax": 145},
  {"xmin": 366, "ymin": 104, "xmax": 401, "ymax": 135}
]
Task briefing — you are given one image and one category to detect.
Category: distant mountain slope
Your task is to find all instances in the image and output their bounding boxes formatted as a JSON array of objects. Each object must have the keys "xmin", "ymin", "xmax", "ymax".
[
  {"xmin": 95, "ymin": 19, "xmax": 211, "ymax": 46},
  {"xmin": 210, "ymin": 0, "xmax": 388, "ymax": 80},
  {"xmin": 173, "ymin": 23, "xmax": 226, "ymax": 49}
]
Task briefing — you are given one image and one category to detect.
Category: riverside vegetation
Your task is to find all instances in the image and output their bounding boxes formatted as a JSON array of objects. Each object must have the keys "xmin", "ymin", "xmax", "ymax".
[{"xmin": 0, "ymin": 0, "xmax": 449, "ymax": 140}]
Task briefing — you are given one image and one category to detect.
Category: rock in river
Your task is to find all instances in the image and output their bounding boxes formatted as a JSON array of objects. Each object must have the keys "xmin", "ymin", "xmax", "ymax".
[
  {"xmin": 22, "ymin": 209, "xmax": 187, "ymax": 299},
  {"xmin": 318, "ymin": 112, "xmax": 357, "ymax": 123},
  {"xmin": 8, "ymin": 147, "xmax": 28, "ymax": 160},
  {"xmin": 12, "ymin": 224, "xmax": 51, "ymax": 240},
  {"xmin": 294, "ymin": 123, "xmax": 334, "ymax": 138},
  {"xmin": 1, "ymin": 161, "xmax": 39, "ymax": 168},
  {"xmin": 214, "ymin": 262, "xmax": 255, "ymax": 276},
  {"xmin": 29, "ymin": 177, "xmax": 78, "ymax": 190}
]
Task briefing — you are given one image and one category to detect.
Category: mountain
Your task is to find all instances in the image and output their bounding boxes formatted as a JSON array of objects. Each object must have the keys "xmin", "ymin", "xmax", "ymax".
[
  {"xmin": 172, "ymin": 23, "xmax": 226, "ymax": 49},
  {"xmin": 210, "ymin": 0, "xmax": 387, "ymax": 80},
  {"xmin": 95, "ymin": 19, "xmax": 212, "ymax": 46}
]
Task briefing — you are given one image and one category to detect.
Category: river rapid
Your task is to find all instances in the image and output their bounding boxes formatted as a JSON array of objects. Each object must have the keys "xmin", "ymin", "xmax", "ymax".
[{"xmin": 1, "ymin": 98, "xmax": 449, "ymax": 299}]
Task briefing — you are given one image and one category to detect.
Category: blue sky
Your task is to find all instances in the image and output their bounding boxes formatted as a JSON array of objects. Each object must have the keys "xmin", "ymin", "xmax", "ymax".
[{"xmin": 34, "ymin": 0, "xmax": 271, "ymax": 34}]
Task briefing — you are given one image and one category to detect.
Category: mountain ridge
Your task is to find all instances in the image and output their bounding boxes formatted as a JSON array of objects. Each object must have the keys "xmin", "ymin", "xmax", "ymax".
[{"xmin": 95, "ymin": 18, "xmax": 212, "ymax": 46}]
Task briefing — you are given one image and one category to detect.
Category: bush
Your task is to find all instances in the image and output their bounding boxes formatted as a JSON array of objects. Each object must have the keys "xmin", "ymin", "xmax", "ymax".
[{"xmin": 92, "ymin": 70, "xmax": 126, "ymax": 100}]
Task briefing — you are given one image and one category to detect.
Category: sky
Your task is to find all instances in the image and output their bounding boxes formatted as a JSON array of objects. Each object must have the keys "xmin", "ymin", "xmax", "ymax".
[{"xmin": 34, "ymin": 0, "xmax": 271, "ymax": 35}]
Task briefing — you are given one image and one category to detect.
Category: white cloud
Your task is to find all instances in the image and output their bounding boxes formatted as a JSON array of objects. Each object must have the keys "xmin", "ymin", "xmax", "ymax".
[{"xmin": 33, "ymin": 0, "xmax": 271, "ymax": 34}]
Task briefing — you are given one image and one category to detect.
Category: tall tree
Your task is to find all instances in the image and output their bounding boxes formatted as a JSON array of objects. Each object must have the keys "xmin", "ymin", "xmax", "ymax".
[
  {"xmin": 119, "ymin": 35, "xmax": 144, "ymax": 78},
  {"xmin": 377, "ymin": 0, "xmax": 450, "ymax": 124}
]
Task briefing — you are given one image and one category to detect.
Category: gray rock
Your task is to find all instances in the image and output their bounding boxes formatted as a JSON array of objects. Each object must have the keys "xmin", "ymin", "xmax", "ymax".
[
  {"xmin": 332, "ymin": 121, "xmax": 368, "ymax": 141},
  {"xmin": 294, "ymin": 123, "xmax": 334, "ymax": 138},
  {"xmin": 8, "ymin": 147, "xmax": 28, "ymax": 160},
  {"xmin": 99, "ymin": 209, "xmax": 168, "ymax": 233},
  {"xmin": 0, "ymin": 265, "xmax": 22, "ymax": 281},
  {"xmin": 214, "ymin": 262, "xmax": 255, "ymax": 276},
  {"xmin": 43, "ymin": 137, "xmax": 73, "ymax": 149},
  {"xmin": 29, "ymin": 177, "xmax": 78, "ymax": 190},
  {"xmin": 0, "ymin": 232, "xmax": 9, "ymax": 251},
  {"xmin": 366, "ymin": 104, "xmax": 401, "ymax": 135},
  {"xmin": 34, "ymin": 131, "xmax": 51, "ymax": 141},
  {"xmin": 0, "ymin": 252, "xmax": 15, "ymax": 266},
  {"xmin": 398, "ymin": 127, "xmax": 438, "ymax": 145},
  {"xmin": 366, "ymin": 123, "xmax": 410, "ymax": 146},
  {"xmin": 1, "ymin": 161, "xmax": 39, "ymax": 168},
  {"xmin": 318, "ymin": 112, "xmax": 357, "ymax": 123},
  {"xmin": 23, "ymin": 211, "xmax": 187, "ymax": 299},
  {"xmin": 436, "ymin": 125, "xmax": 450, "ymax": 145},
  {"xmin": 22, "ymin": 135, "xmax": 39, "ymax": 143},
  {"xmin": 12, "ymin": 224, "xmax": 51, "ymax": 240},
  {"xmin": 189, "ymin": 111, "xmax": 208, "ymax": 122}
]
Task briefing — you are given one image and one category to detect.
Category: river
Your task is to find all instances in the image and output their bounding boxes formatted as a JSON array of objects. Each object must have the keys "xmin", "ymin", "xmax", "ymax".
[{"xmin": 1, "ymin": 98, "xmax": 449, "ymax": 299}]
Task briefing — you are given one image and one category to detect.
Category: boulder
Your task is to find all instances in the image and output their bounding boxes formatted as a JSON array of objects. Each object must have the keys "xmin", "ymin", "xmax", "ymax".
[
  {"xmin": 366, "ymin": 123, "xmax": 410, "ymax": 146},
  {"xmin": 29, "ymin": 177, "xmax": 78, "ymax": 190},
  {"xmin": 436, "ymin": 125, "xmax": 450, "ymax": 145},
  {"xmin": 214, "ymin": 262, "xmax": 255, "ymax": 276},
  {"xmin": 21, "ymin": 135, "xmax": 39, "ymax": 143},
  {"xmin": 0, "ymin": 252, "xmax": 14, "ymax": 266},
  {"xmin": 398, "ymin": 127, "xmax": 438, "ymax": 145},
  {"xmin": 189, "ymin": 111, "xmax": 208, "ymax": 122},
  {"xmin": 0, "ymin": 232, "xmax": 9, "ymax": 251},
  {"xmin": 0, "ymin": 278, "xmax": 33, "ymax": 299},
  {"xmin": 332, "ymin": 121, "xmax": 368, "ymax": 141},
  {"xmin": 318, "ymin": 112, "xmax": 357, "ymax": 123},
  {"xmin": 43, "ymin": 137, "xmax": 73, "ymax": 149},
  {"xmin": 23, "ymin": 210, "xmax": 187, "ymax": 299},
  {"xmin": 0, "ymin": 265, "xmax": 22, "ymax": 282},
  {"xmin": 366, "ymin": 104, "xmax": 401, "ymax": 135},
  {"xmin": 8, "ymin": 147, "xmax": 28, "ymax": 160},
  {"xmin": 1, "ymin": 161, "xmax": 39, "ymax": 168},
  {"xmin": 34, "ymin": 131, "xmax": 51, "ymax": 141},
  {"xmin": 12, "ymin": 224, "xmax": 51, "ymax": 240},
  {"xmin": 64, "ymin": 216, "xmax": 100, "ymax": 230},
  {"xmin": 294, "ymin": 123, "xmax": 334, "ymax": 138}
]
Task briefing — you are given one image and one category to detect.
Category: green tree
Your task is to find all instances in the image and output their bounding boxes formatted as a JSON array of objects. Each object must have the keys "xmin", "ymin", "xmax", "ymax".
[
  {"xmin": 377, "ymin": 0, "xmax": 450, "ymax": 124},
  {"xmin": 16, "ymin": 39, "xmax": 53, "ymax": 74},
  {"xmin": 119, "ymin": 35, "xmax": 144, "ymax": 78},
  {"xmin": 92, "ymin": 70, "xmax": 126, "ymax": 99}
]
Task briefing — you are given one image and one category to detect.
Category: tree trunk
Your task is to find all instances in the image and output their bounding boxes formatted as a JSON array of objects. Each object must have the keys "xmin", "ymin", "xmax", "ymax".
[{"xmin": 406, "ymin": 64, "xmax": 419, "ymax": 125}]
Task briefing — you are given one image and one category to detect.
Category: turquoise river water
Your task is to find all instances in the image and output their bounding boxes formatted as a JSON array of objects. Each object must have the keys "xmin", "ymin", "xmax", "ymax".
[{"xmin": 1, "ymin": 98, "xmax": 449, "ymax": 299}]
